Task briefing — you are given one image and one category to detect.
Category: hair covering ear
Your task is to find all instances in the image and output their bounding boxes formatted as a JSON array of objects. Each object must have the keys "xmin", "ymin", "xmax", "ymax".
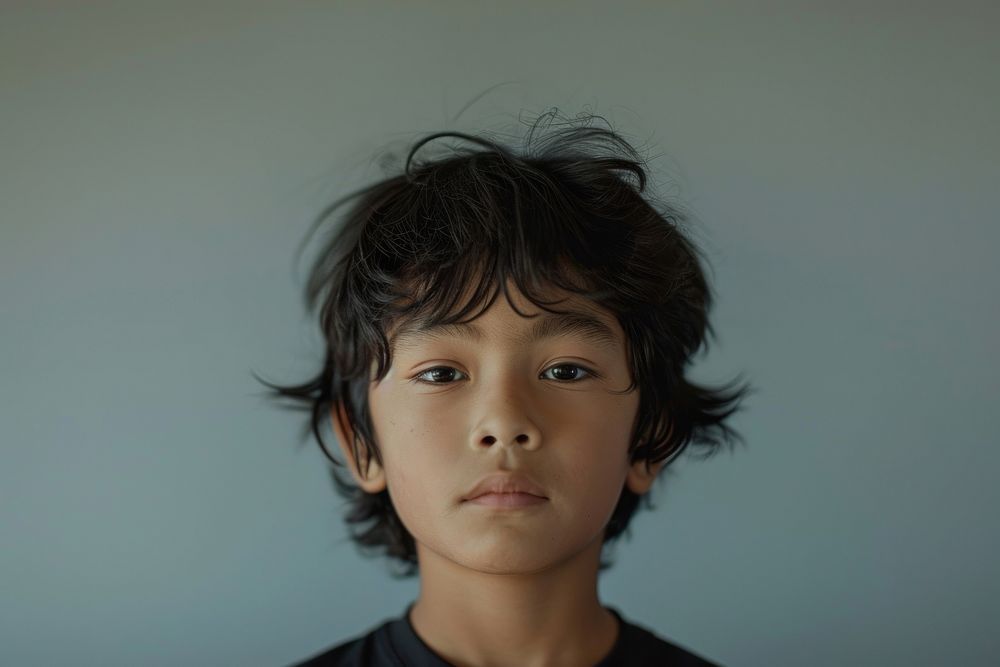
[
  {"xmin": 331, "ymin": 402, "xmax": 388, "ymax": 493},
  {"xmin": 626, "ymin": 455, "xmax": 665, "ymax": 496}
]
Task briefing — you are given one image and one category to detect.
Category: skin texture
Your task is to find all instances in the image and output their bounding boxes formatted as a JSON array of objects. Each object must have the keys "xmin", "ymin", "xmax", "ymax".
[{"xmin": 331, "ymin": 279, "xmax": 665, "ymax": 667}]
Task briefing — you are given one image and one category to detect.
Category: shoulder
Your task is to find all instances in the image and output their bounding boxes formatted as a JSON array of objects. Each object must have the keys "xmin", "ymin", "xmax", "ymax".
[{"xmin": 606, "ymin": 608, "xmax": 722, "ymax": 667}]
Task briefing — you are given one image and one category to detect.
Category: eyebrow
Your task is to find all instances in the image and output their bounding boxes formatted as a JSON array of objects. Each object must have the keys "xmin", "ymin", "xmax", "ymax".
[{"xmin": 390, "ymin": 310, "xmax": 621, "ymax": 354}]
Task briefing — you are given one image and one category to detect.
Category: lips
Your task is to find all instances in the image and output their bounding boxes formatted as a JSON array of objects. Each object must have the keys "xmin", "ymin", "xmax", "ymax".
[
  {"xmin": 467, "ymin": 492, "xmax": 547, "ymax": 508},
  {"xmin": 463, "ymin": 472, "xmax": 547, "ymax": 501}
]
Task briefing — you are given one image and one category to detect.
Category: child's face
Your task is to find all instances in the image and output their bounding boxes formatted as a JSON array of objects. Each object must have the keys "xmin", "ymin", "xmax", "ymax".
[{"xmin": 334, "ymin": 279, "xmax": 662, "ymax": 573}]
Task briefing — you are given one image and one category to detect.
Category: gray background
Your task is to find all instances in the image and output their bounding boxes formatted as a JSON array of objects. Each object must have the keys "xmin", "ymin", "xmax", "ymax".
[{"xmin": 2, "ymin": 2, "xmax": 997, "ymax": 666}]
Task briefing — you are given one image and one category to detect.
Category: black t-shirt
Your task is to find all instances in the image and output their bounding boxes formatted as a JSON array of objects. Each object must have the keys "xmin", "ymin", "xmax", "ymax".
[{"xmin": 289, "ymin": 603, "xmax": 721, "ymax": 666}]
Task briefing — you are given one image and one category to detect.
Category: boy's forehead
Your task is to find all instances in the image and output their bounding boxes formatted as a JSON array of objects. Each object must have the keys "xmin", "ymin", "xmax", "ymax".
[{"xmin": 386, "ymin": 294, "xmax": 623, "ymax": 354}]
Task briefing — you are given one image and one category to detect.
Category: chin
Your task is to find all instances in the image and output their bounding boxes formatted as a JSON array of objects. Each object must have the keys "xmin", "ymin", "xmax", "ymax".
[{"xmin": 453, "ymin": 541, "xmax": 564, "ymax": 574}]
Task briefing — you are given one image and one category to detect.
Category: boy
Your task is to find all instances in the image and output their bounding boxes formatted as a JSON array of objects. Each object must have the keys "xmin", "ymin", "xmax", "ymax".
[{"xmin": 260, "ymin": 109, "xmax": 751, "ymax": 666}]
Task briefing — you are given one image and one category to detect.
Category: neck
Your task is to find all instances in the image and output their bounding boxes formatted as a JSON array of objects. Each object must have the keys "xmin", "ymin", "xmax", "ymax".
[{"xmin": 408, "ymin": 536, "xmax": 620, "ymax": 667}]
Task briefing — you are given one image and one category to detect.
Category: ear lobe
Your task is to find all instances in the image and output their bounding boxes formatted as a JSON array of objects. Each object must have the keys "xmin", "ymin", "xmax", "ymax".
[
  {"xmin": 624, "ymin": 423, "xmax": 673, "ymax": 496},
  {"xmin": 330, "ymin": 401, "xmax": 387, "ymax": 494},
  {"xmin": 625, "ymin": 456, "xmax": 666, "ymax": 496}
]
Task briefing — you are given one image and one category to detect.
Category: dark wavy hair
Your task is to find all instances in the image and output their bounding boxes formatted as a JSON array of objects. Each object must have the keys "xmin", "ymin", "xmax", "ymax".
[{"xmin": 254, "ymin": 109, "xmax": 754, "ymax": 578}]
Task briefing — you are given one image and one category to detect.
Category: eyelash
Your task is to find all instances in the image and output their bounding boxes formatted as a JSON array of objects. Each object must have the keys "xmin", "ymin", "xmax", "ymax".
[{"xmin": 411, "ymin": 363, "xmax": 599, "ymax": 385}]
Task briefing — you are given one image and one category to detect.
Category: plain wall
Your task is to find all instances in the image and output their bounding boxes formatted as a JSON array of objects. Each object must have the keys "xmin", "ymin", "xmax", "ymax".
[{"xmin": 2, "ymin": 2, "xmax": 997, "ymax": 665}]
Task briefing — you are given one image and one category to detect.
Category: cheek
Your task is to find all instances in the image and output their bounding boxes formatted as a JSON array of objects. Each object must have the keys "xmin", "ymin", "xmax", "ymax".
[
  {"xmin": 552, "ymin": 389, "xmax": 637, "ymax": 444},
  {"xmin": 370, "ymin": 391, "xmax": 462, "ymax": 504},
  {"xmin": 551, "ymin": 394, "xmax": 637, "ymax": 495},
  {"xmin": 380, "ymin": 443, "xmax": 447, "ymax": 537}
]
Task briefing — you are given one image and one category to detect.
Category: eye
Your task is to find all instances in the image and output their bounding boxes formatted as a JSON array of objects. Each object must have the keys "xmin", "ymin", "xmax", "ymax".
[
  {"xmin": 411, "ymin": 363, "xmax": 597, "ymax": 385},
  {"xmin": 413, "ymin": 366, "xmax": 468, "ymax": 384},
  {"xmin": 540, "ymin": 363, "xmax": 596, "ymax": 383}
]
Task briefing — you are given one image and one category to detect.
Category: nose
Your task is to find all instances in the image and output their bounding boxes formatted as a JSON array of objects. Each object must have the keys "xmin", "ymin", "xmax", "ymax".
[
  {"xmin": 470, "ymin": 372, "xmax": 542, "ymax": 451},
  {"xmin": 480, "ymin": 432, "xmax": 532, "ymax": 447}
]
